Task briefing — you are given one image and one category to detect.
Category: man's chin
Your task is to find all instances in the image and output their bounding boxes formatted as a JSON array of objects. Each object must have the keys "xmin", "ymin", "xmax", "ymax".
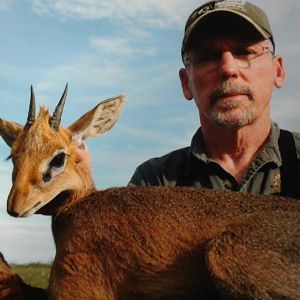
[
  {"xmin": 209, "ymin": 109, "xmax": 255, "ymax": 129},
  {"xmin": 211, "ymin": 114, "xmax": 254, "ymax": 128}
]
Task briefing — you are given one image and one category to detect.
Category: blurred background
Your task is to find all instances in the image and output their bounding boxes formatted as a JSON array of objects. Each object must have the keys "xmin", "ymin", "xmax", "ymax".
[{"xmin": 0, "ymin": 0, "xmax": 299, "ymax": 263}]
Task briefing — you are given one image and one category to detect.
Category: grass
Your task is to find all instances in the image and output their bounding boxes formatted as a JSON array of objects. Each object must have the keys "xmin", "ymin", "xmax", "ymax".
[{"xmin": 11, "ymin": 263, "xmax": 51, "ymax": 289}]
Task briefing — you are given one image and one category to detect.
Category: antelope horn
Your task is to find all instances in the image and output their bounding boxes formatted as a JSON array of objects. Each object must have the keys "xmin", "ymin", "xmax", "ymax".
[
  {"xmin": 49, "ymin": 83, "xmax": 68, "ymax": 131},
  {"xmin": 24, "ymin": 85, "xmax": 36, "ymax": 130}
]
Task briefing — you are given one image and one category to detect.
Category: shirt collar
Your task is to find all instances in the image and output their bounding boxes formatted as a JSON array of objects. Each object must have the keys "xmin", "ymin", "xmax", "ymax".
[{"xmin": 190, "ymin": 122, "xmax": 282, "ymax": 166}]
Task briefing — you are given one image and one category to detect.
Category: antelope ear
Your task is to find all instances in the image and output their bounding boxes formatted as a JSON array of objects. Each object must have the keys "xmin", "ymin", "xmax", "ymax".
[
  {"xmin": 0, "ymin": 119, "xmax": 23, "ymax": 147},
  {"xmin": 68, "ymin": 95, "xmax": 126, "ymax": 145}
]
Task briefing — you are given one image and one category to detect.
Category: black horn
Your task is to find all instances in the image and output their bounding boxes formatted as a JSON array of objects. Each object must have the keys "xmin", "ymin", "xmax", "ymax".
[
  {"xmin": 49, "ymin": 83, "xmax": 68, "ymax": 131},
  {"xmin": 24, "ymin": 85, "xmax": 36, "ymax": 130}
]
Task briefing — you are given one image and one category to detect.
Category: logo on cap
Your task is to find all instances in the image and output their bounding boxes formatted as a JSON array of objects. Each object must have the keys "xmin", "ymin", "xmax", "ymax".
[
  {"xmin": 215, "ymin": 0, "xmax": 246, "ymax": 10},
  {"xmin": 193, "ymin": 0, "xmax": 247, "ymax": 22}
]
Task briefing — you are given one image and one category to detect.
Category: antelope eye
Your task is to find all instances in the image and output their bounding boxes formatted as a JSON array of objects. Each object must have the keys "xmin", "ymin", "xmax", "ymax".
[{"xmin": 50, "ymin": 152, "xmax": 66, "ymax": 169}]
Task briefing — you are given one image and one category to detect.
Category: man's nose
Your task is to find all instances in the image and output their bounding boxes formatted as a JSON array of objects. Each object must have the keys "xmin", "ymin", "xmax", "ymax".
[{"xmin": 218, "ymin": 51, "xmax": 239, "ymax": 78}]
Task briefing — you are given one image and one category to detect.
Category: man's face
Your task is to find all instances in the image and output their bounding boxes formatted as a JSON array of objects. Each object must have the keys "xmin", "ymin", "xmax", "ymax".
[{"xmin": 179, "ymin": 35, "xmax": 285, "ymax": 129}]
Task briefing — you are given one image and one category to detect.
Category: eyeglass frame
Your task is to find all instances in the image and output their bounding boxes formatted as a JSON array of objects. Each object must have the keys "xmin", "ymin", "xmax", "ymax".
[{"xmin": 183, "ymin": 43, "xmax": 275, "ymax": 70}]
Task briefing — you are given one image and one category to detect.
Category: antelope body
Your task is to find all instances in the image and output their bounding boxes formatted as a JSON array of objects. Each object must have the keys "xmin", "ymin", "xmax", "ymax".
[{"xmin": 0, "ymin": 86, "xmax": 300, "ymax": 300}]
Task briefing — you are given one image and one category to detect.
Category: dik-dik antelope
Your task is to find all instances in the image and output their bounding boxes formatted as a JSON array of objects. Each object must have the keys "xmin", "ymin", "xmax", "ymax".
[{"xmin": 0, "ymin": 86, "xmax": 300, "ymax": 300}]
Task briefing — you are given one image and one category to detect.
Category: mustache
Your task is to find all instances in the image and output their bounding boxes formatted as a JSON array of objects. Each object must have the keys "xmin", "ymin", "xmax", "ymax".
[{"xmin": 210, "ymin": 81, "xmax": 254, "ymax": 106}]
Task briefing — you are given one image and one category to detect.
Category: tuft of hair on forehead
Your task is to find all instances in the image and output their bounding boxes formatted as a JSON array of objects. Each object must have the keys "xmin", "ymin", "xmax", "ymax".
[
  {"xmin": 28, "ymin": 105, "xmax": 65, "ymax": 132},
  {"xmin": 34, "ymin": 106, "xmax": 50, "ymax": 124},
  {"xmin": 11, "ymin": 106, "xmax": 71, "ymax": 161}
]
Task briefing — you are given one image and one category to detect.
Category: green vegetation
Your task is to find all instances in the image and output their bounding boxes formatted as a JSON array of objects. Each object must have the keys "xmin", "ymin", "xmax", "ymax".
[{"xmin": 12, "ymin": 263, "xmax": 51, "ymax": 289}]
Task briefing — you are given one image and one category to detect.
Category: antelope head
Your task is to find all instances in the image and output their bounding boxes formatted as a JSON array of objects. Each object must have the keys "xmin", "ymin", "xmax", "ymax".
[{"xmin": 0, "ymin": 85, "xmax": 125, "ymax": 217}]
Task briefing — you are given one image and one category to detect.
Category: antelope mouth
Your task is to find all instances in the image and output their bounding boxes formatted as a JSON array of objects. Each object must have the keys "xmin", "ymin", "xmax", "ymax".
[
  {"xmin": 23, "ymin": 201, "xmax": 42, "ymax": 216},
  {"xmin": 36, "ymin": 190, "xmax": 72, "ymax": 215}
]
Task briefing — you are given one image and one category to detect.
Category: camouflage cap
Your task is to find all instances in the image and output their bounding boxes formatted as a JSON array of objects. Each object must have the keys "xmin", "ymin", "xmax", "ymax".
[{"xmin": 182, "ymin": 0, "xmax": 274, "ymax": 55}]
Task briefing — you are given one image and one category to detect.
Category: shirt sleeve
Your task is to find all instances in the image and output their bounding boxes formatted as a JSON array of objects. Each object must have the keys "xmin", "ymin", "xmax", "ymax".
[
  {"xmin": 128, "ymin": 160, "xmax": 163, "ymax": 186},
  {"xmin": 127, "ymin": 147, "xmax": 191, "ymax": 187}
]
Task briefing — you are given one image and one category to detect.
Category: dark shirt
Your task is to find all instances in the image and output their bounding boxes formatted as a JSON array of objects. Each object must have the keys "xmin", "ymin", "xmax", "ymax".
[{"xmin": 129, "ymin": 123, "xmax": 300, "ymax": 197}]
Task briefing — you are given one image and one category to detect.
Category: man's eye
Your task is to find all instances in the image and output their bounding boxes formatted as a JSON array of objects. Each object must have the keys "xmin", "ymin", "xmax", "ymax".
[
  {"xmin": 233, "ymin": 49, "xmax": 255, "ymax": 58},
  {"xmin": 193, "ymin": 52, "xmax": 218, "ymax": 64}
]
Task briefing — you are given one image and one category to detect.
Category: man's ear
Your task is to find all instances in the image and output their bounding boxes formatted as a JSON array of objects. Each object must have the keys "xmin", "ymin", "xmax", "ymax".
[
  {"xmin": 68, "ymin": 95, "xmax": 126, "ymax": 146},
  {"xmin": 273, "ymin": 55, "xmax": 286, "ymax": 88},
  {"xmin": 179, "ymin": 68, "xmax": 193, "ymax": 100}
]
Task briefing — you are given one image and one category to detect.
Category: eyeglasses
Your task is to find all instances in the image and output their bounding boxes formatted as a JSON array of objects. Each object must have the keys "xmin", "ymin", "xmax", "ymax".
[{"xmin": 184, "ymin": 44, "xmax": 274, "ymax": 70}]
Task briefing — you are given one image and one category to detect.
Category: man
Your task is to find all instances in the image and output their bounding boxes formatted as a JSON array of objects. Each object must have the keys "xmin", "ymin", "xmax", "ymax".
[{"xmin": 127, "ymin": 0, "xmax": 300, "ymax": 199}]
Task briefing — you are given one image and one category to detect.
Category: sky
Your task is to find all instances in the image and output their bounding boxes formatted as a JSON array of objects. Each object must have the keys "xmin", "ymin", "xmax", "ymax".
[{"xmin": 0, "ymin": 0, "xmax": 299, "ymax": 264}]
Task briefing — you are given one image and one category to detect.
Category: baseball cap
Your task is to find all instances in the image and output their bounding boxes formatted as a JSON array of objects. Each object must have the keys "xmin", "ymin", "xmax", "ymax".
[{"xmin": 182, "ymin": 0, "xmax": 274, "ymax": 56}]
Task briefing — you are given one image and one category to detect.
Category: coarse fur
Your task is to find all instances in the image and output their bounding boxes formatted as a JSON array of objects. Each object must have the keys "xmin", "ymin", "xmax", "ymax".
[
  {"xmin": 49, "ymin": 187, "xmax": 300, "ymax": 300},
  {"xmin": 0, "ymin": 87, "xmax": 299, "ymax": 300}
]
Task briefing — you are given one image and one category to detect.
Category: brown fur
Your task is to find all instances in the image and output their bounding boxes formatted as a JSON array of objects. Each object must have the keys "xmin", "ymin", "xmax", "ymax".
[{"xmin": 46, "ymin": 187, "xmax": 300, "ymax": 300}]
